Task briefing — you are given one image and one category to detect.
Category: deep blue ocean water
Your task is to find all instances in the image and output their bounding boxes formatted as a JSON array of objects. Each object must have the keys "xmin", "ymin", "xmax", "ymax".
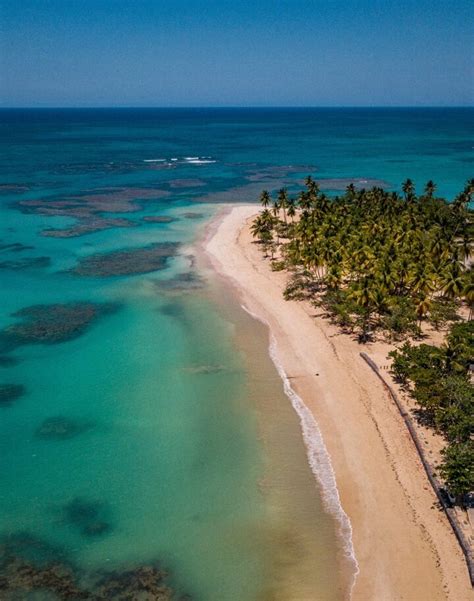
[{"xmin": 0, "ymin": 108, "xmax": 472, "ymax": 600}]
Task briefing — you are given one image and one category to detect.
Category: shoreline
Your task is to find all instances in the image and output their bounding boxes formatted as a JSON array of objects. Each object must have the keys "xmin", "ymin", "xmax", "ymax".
[
  {"xmin": 240, "ymin": 301, "xmax": 359, "ymax": 595},
  {"xmin": 204, "ymin": 204, "xmax": 473, "ymax": 601}
]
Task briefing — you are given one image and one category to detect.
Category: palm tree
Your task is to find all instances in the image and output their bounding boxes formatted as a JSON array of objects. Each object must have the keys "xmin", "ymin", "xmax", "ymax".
[
  {"xmin": 462, "ymin": 276, "xmax": 474, "ymax": 320},
  {"xmin": 416, "ymin": 296, "xmax": 432, "ymax": 329},
  {"xmin": 287, "ymin": 198, "xmax": 296, "ymax": 223},
  {"xmin": 278, "ymin": 188, "xmax": 289, "ymax": 224},
  {"xmin": 252, "ymin": 177, "xmax": 472, "ymax": 341},
  {"xmin": 259, "ymin": 190, "xmax": 271, "ymax": 209},
  {"xmin": 424, "ymin": 180, "xmax": 436, "ymax": 198},
  {"xmin": 402, "ymin": 178, "xmax": 415, "ymax": 202},
  {"xmin": 441, "ymin": 262, "xmax": 465, "ymax": 300},
  {"xmin": 350, "ymin": 277, "xmax": 376, "ymax": 341}
]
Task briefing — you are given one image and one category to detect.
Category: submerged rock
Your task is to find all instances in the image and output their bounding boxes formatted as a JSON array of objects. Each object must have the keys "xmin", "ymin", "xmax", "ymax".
[
  {"xmin": 71, "ymin": 243, "xmax": 180, "ymax": 277},
  {"xmin": 35, "ymin": 417, "xmax": 92, "ymax": 440},
  {"xmin": 0, "ymin": 384, "xmax": 25, "ymax": 407}
]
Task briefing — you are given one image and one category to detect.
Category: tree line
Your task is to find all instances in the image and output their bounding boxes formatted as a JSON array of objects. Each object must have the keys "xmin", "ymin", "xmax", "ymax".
[{"xmin": 251, "ymin": 177, "xmax": 473, "ymax": 504}]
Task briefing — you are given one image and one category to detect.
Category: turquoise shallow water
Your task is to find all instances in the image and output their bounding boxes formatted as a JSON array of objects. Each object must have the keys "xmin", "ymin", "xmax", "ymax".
[{"xmin": 0, "ymin": 108, "xmax": 472, "ymax": 600}]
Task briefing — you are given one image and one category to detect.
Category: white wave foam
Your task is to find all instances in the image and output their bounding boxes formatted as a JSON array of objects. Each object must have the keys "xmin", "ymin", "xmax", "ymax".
[
  {"xmin": 186, "ymin": 159, "xmax": 216, "ymax": 164},
  {"xmin": 241, "ymin": 303, "xmax": 360, "ymax": 597},
  {"xmin": 143, "ymin": 159, "xmax": 166, "ymax": 163}
]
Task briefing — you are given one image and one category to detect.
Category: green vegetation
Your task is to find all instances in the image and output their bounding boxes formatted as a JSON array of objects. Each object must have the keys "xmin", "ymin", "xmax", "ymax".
[
  {"xmin": 390, "ymin": 322, "xmax": 473, "ymax": 503},
  {"xmin": 251, "ymin": 177, "xmax": 473, "ymax": 504},
  {"xmin": 252, "ymin": 177, "xmax": 473, "ymax": 340}
]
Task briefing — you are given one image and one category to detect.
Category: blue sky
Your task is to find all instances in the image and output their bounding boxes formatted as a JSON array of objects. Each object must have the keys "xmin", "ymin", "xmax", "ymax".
[{"xmin": 1, "ymin": 0, "xmax": 473, "ymax": 107}]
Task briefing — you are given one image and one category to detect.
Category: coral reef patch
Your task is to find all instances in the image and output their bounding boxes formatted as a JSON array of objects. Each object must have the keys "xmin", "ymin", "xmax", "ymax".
[
  {"xmin": 14, "ymin": 187, "xmax": 170, "ymax": 238},
  {"xmin": 0, "ymin": 532, "xmax": 187, "ymax": 600},
  {"xmin": 0, "ymin": 302, "xmax": 118, "ymax": 355},
  {"xmin": 71, "ymin": 243, "xmax": 180, "ymax": 277},
  {"xmin": 42, "ymin": 217, "xmax": 134, "ymax": 238}
]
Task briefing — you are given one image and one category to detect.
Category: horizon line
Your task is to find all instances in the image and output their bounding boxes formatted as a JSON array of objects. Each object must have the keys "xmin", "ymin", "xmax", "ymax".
[{"xmin": 0, "ymin": 105, "xmax": 473, "ymax": 110}]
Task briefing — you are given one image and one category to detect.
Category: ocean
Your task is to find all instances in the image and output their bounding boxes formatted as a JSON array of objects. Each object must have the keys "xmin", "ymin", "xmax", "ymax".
[{"xmin": 0, "ymin": 107, "xmax": 472, "ymax": 600}]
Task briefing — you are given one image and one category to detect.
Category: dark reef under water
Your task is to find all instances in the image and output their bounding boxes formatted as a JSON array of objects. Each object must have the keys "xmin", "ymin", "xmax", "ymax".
[
  {"xmin": 60, "ymin": 498, "xmax": 112, "ymax": 539},
  {"xmin": 35, "ymin": 417, "xmax": 94, "ymax": 441},
  {"xmin": 0, "ymin": 533, "xmax": 189, "ymax": 600},
  {"xmin": 71, "ymin": 244, "xmax": 180, "ymax": 277},
  {"xmin": 0, "ymin": 256, "xmax": 51, "ymax": 270},
  {"xmin": 0, "ymin": 302, "xmax": 119, "ymax": 356},
  {"xmin": 0, "ymin": 384, "xmax": 25, "ymax": 407}
]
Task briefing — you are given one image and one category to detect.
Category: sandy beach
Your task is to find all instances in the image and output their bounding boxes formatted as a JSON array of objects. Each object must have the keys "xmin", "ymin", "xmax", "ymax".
[{"xmin": 205, "ymin": 204, "xmax": 473, "ymax": 601}]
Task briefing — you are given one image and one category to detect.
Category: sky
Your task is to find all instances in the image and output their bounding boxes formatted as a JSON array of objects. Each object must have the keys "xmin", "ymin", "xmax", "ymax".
[{"xmin": 1, "ymin": 0, "xmax": 473, "ymax": 107}]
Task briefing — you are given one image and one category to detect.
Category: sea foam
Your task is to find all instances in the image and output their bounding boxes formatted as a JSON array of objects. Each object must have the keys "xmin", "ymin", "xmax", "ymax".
[{"xmin": 241, "ymin": 304, "xmax": 360, "ymax": 596}]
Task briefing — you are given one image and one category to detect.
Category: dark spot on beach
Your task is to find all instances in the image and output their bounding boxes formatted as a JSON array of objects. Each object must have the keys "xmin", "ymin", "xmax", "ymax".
[
  {"xmin": 35, "ymin": 416, "xmax": 93, "ymax": 440},
  {"xmin": 142, "ymin": 215, "xmax": 177, "ymax": 224},
  {"xmin": 182, "ymin": 212, "xmax": 204, "ymax": 220},
  {"xmin": 0, "ymin": 256, "xmax": 51, "ymax": 270},
  {"xmin": 0, "ymin": 384, "xmax": 25, "ymax": 407},
  {"xmin": 0, "ymin": 302, "xmax": 118, "ymax": 355},
  {"xmin": 71, "ymin": 243, "xmax": 180, "ymax": 277}
]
